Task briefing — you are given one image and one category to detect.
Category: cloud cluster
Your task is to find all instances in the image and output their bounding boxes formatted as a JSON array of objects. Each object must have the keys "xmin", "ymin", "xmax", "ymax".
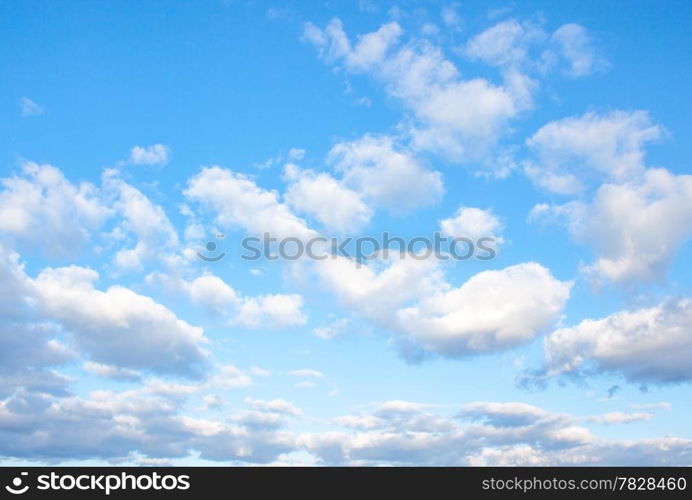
[
  {"xmin": 0, "ymin": 162, "xmax": 110, "ymax": 257},
  {"xmin": 525, "ymin": 110, "xmax": 663, "ymax": 194},
  {"xmin": 542, "ymin": 298, "xmax": 692, "ymax": 384},
  {"xmin": 1, "ymin": 388, "xmax": 689, "ymax": 465},
  {"xmin": 531, "ymin": 167, "xmax": 692, "ymax": 284},
  {"xmin": 0, "ymin": 244, "xmax": 209, "ymax": 380},
  {"xmin": 305, "ymin": 19, "xmax": 521, "ymax": 166},
  {"xmin": 314, "ymin": 254, "xmax": 570, "ymax": 359}
]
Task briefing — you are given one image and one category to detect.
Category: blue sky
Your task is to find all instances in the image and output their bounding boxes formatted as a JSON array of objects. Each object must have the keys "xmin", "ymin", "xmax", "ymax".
[{"xmin": 1, "ymin": 0, "xmax": 691, "ymax": 465}]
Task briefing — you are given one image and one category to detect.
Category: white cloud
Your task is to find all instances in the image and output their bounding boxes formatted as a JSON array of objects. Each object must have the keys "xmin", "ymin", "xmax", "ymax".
[
  {"xmin": 304, "ymin": 19, "xmax": 403, "ymax": 72},
  {"xmin": 396, "ymin": 263, "xmax": 571, "ymax": 357},
  {"xmin": 628, "ymin": 402, "xmax": 672, "ymax": 411},
  {"xmin": 526, "ymin": 110, "xmax": 663, "ymax": 193},
  {"xmin": 0, "ymin": 381, "xmax": 689, "ymax": 465},
  {"xmin": 184, "ymin": 166, "xmax": 317, "ymax": 241},
  {"xmin": 0, "ymin": 162, "xmax": 110, "ymax": 257},
  {"xmin": 543, "ymin": 298, "xmax": 692, "ymax": 384},
  {"xmin": 440, "ymin": 206, "xmax": 504, "ymax": 245},
  {"xmin": 303, "ymin": 400, "xmax": 691, "ymax": 466},
  {"xmin": 532, "ymin": 168, "xmax": 692, "ymax": 284},
  {"xmin": 83, "ymin": 362, "xmax": 141, "ymax": 382},
  {"xmin": 289, "ymin": 369, "xmax": 324, "ymax": 378},
  {"xmin": 441, "ymin": 5, "xmax": 461, "ymax": 28},
  {"xmin": 550, "ymin": 24, "xmax": 604, "ymax": 76},
  {"xmin": 283, "ymin": 165, "xmax": 372, "ymax": 234},
  {"xmin": 246, "ymin": 398, "xmax": 302, "ymax": 416},
  {"xmin": 32, "ymin": 265, "xmax": 208, "ymax": 376},
  {"xmin": 314, "ymin": 253, "xmax": 445, "ymax": 323},
  {"xmin": 305, "ymin": 19, "xmax": 525, "ymax": 167},
  {"xmin": 234, "ymin": 294, "xmax": 307, "ymax": 328},
  {"xmin": 466, "ymin": 19, "xmax": 545, "ymax": 68},
  {"xmin": 0, "ymin": 245, "xmax": 75, "ymax": 398},
  {"xmin": 328, "ymin": 135, "xmax": 443, "ymax": 212},
  {"xmin": 128, "ymin": 144, "xmax": 171, "ymax": 166},
  {"xmin": 465, "ymin": 19, "xmax": 603, "ymax": 79},
  {"xmin": 148, "ymin": 271, "xmax": 307, "ymax": 328},
  {"xmin": 314, "ymin": 254, "xmax": 570, "ymax": 359},
  {"xmin": 104, "ymin": 171, "xmax": 180, "ymax": 271},
  {"xmin": 20, "ymin": 97, "xmax": 44, "ymax": 117},
  {"xmin": 312, "ymin": 318, "xmax": 351, "ymax": 339},
  {"xmin": 287, "ymin": 148, "xmax": 306, "ymax": 161},
  {"xmin": 587, "ymin": 412, "xmax": 653, "ymax": 425}
]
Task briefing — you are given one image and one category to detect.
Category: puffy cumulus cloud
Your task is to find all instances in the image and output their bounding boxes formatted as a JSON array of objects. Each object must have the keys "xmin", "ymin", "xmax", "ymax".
[
  {"xmin": 542, "ymin": 298, "xmax": 692, "ymax": 384},
  {"xmin": 147, "ymin": 272, "xmax": 240, "ymax": 316},
  {"xmin": 396, "ymin": 263, "xmax": 571, "ymax": 357},
  {"xmin": 531, "ymin": 168, "xmax": 692, "ymax": 284},
  {"xmin": 103, "ymin": 171, "xmax": 181, "ymax": 272},
  {"xmin": 313, "ymin": 253, "xmax": 569, "ymax": 359},
  {"xmin": 305, "ymin": 20, "xmax": 524, "ymax": 168},
  {"xmin": 327, "ymin": 135, "xmax": 443, "ymax": 213},
  {"xmin": 283, "ymin": 164, "xmax": 372, "ymax": 234},
  {"xmin": 184, "ymin": 166, "xmax": 317, "ymax": 241},
  {"xmin": 0, "ymin": 161, "xmax": 110, "ymax": 257},
  {"xmin": 32, "ymin": 265, "xmax": 208, "ymax": 377},
  {"xmin": 525, "ymin": 110, "xmax": 663, "ymax": 193},
  {"xmin": 127, "ymin": 144, "xmax": 171, "ymax": 166},
  {"xmin": 314, "ymin": 252, "xmax": 446, "ymax": 322},
  {"xmin": 440, "ymin": 206, "xmax": 504, "ymax": 246},
  {"xmin": 148, "ymin": 271, "xmax": 306, "ymax": 328},
  {"xmin": 181, "ymin": 274, "xmax": 240, "ymax": 315}
]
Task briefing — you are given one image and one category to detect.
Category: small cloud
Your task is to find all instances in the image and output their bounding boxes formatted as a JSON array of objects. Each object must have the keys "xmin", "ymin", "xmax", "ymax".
[
  {"xmin": 289, "ymin": 369, "xmax": 324, "ymax": 378},
  {"xmin": 441, "ymin": 5, "xmax": 462, "ymax": 29},
  {"xmin": 312, "ymin": 318, "xmax": 350, "ymax": 340},
  {"xmin": 20, "ymin": 97, "xmax": 44, "ymax": 116},
  {"xmin": 355, "ymin": 96, "xmax": 372, "ymax": 107},
  {"xmin": 587, "ymin": 411, "xmax": 653, "ymax": 425},
  {"xmin": 128, "ymin": 144, "xmax": 171, "ymax": 166},
  {"xmin": 628, "ymin": 402, "xmax": 672, "ymax": 412},
  {"xmin": 248, "ymin": 366, "xmax": 271, "ymax": 377},
  {"xmin": 287, "ymin": 148, "xmax": 306, "ymax": 161},
  {"xmin": 202, "ymin": 394, "xmax": 225, "ymax": 410}
]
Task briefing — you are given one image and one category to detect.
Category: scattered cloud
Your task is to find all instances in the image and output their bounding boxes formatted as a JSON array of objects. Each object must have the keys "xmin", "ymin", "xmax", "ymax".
[
  {"xmin": 531, "ymin": 168, "xmax": 692, "ymax": 284},
  {"xmin": 20, "ymin": 97, "xmax": 44, "ymax": 117},
  {"xmin": 541, "ymin": 298, "xmax": 692, "ymax": 384},
  {"xmin": 525, "ymin": 110, "xmax": 663, "ymax": 193},
  {"xmin": 127, "ymin": 144, "xmax": 171, "ymax": 166}
]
